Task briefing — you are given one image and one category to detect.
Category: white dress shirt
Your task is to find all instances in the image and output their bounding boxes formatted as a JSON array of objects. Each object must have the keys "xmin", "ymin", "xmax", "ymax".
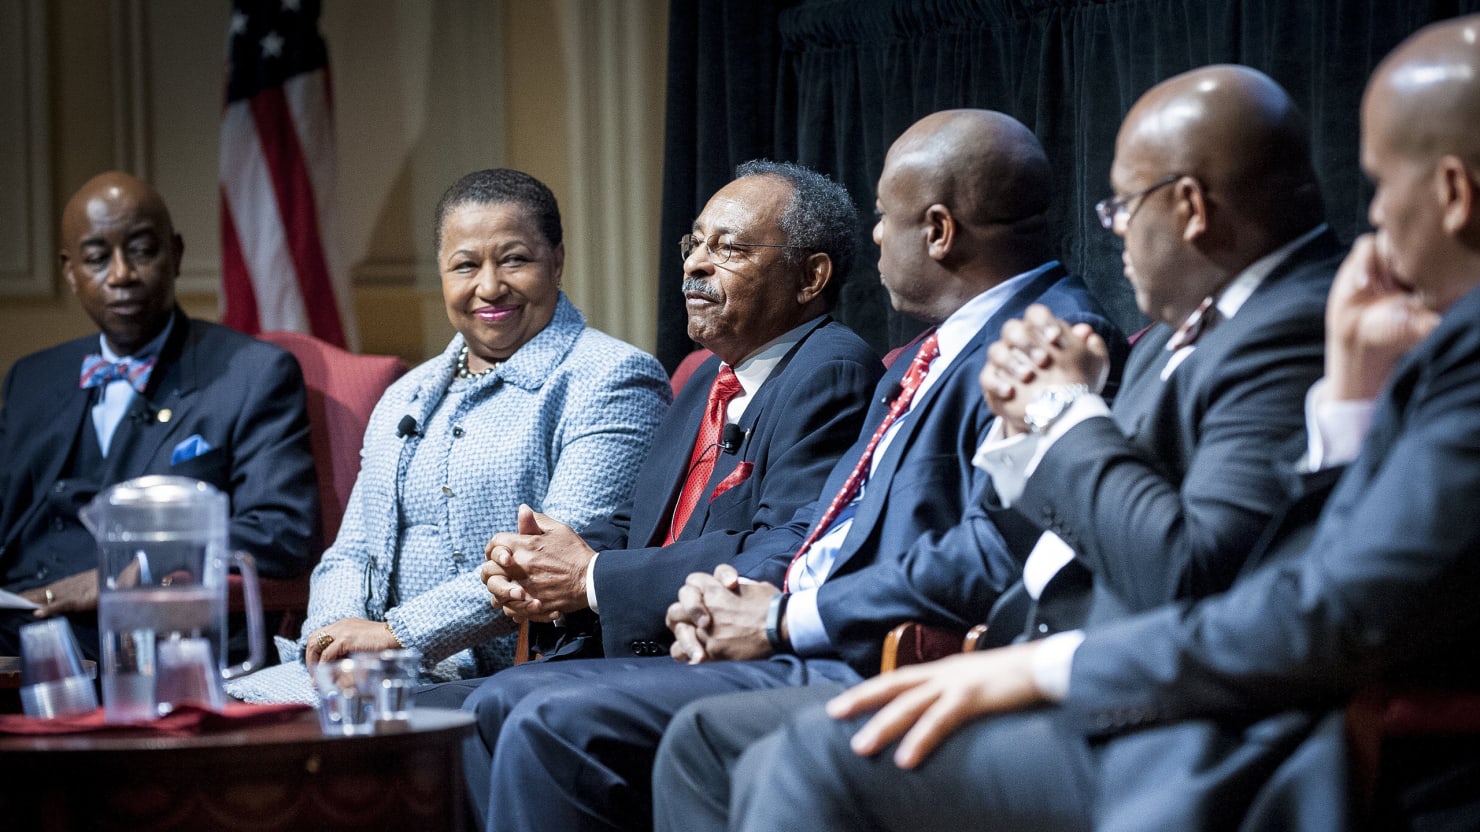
[
  {"xmin": 784, "ymin": 263, "xmax": 1061, "ymax": 656},
  {"xmin": 586, "ymin": 316, "xmax": 828, "ymax": 613},
  {"xmin": 91, "ymin": 317, "xmax": 174, "ymax": 457}
]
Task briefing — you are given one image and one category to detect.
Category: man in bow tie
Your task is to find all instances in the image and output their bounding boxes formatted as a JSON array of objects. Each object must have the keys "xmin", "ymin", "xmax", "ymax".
[{"xmin": 0, "ymin": 171, "xmax": 318, "ymax": 658}]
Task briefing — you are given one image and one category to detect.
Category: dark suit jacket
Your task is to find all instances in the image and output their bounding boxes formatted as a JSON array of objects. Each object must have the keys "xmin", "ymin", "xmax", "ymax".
[
  {"xmin": 801, "ymin": 265, "xmax": 1126, "ymax": 676},
  {"xmin": 0, "ymin": 309, "xmax": 319, "ymax": 587},
  {"xmin": 1064, "ymin": 281, "xmax": 1480, "ymax": 828},
  {"xmin": 582, "ymin": 318, "xmax": 883, "ymax": 657},
  {"xmin": 999, "ymin": 231, "xmax": 1342, "ymax": 639}
]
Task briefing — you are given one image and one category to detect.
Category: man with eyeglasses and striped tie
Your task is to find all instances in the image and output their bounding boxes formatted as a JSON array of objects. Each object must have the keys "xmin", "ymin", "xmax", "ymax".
[
  {"xmin": 0, "ymin": 171, "xmax": 318, "ymax": 659},
  {"xmin": 453, "ymin": 109, "xmax": 1124, "ymax": 832}
]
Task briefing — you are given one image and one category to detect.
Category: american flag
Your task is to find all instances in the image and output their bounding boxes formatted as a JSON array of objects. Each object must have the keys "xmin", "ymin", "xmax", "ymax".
[{"xmin": 219, "ymin": 0, "xmax": 355, "ymax": 348}]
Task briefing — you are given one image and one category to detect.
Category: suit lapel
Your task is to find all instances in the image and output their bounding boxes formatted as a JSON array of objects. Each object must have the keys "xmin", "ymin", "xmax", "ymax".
[
  {"xmin": 1110, "ymin": 325, "xmax": 1175, "ymax": 438},
  {"xmin": 636, "ymin": 359, "xmax": 716, "ymax": 545},
  {"xmin": 837, "ymin": 265, "xmax": 1067, "ymax": 564},
  {"xmin": 681, "ymin": 320, "xmax": 833, "ymax": 539}
]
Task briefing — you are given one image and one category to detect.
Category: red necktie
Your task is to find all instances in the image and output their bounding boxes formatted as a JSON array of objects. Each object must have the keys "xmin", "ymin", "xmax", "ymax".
[
  {"xmin": 784, "ymin": 333, "xmax": 941, "ymax": 588},
  {"xmin": 666, "ymin": 366, "xmax": 744, "ymax": 544}
]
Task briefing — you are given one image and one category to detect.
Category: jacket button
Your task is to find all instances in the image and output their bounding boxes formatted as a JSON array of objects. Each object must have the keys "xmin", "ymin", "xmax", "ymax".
[
  {"xmin": 453, "ymin": 425, "xmax": 465, "ymax": 438},
  {"xmin": 53, "ymin": 518, "xmax": 66, "ymax": 531}
]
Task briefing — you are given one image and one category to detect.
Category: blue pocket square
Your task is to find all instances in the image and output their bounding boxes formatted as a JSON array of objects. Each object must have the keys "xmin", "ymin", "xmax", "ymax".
[{"xmin": 171, "ymin": 434, "xmax": 214, "ymax": 464}]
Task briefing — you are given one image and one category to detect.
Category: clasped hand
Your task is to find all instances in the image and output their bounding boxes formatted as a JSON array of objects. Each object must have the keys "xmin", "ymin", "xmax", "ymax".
[
  {"xmin": 981, "ymin": 304, "xmax": 1110, "ymax": 434},
  {"xmin": 480, "ymin": 504, "xmax": 596, "ymax": 623},
  {"xmin": 664, "ymin": 564, "xmax": 778, "ymax": 664}
]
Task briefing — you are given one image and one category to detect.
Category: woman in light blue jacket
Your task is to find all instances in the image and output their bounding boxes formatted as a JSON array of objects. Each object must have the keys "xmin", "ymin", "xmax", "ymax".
[{"xmin": 230, "ymin": 169, "xmax": 670, "ymax": 701}]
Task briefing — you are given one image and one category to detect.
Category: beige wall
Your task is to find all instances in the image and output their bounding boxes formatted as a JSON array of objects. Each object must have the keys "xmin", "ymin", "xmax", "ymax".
[{"xmin": 0, "ymin": 0, "xmax": 667, "ymax": 381}]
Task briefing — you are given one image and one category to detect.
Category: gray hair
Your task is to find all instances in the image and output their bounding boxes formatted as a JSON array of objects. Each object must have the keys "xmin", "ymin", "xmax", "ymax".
[{"xmin": 735, "ymin": 159, "xmax": 857, "ymax": 303}]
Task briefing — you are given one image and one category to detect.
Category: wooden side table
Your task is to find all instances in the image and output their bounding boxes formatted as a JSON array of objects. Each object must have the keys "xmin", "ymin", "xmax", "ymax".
[{"xmin": 0, "ymin": 707, "xmax": 475, "ymax": 831}]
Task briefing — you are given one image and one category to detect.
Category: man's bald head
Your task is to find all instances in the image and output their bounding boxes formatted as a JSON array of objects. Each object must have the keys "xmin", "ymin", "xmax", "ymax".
[
  {"xmin": 1359, "ymin": 15, "xmax": 1480, "ymax": 313},
  {"xmin": 1367, "ymin": 16, "xmax": 1480, "ymax": 168},
  {"xmin": 885, "ymin": 109, "xmax": 1053, "ymax": 230},
  {"xmin": 1117, "ymin": 65, "xmax": 1323, "ymax": 237},
  {"xmin": 872, "ymin": 109, "xmax": 1058, "ymax": 322},
  {"xmin": 60, "ymin": 171, "xmax": 183, "ymax": 355}
]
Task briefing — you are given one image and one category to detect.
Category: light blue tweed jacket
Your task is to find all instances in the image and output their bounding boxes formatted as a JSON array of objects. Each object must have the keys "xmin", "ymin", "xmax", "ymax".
[{"xmin": 242, "ymin": 295, "xmax": 669, "ymax": 693}]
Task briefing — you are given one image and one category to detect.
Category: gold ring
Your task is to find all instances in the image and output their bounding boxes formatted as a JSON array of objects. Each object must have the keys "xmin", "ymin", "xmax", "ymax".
[
  {"xmin": 43, "ymin": 589, "xmax": 55, "ymax": 605},
  {"xmin": 315, "ymin": 633, "xmax": 334, "ymax": 651}
]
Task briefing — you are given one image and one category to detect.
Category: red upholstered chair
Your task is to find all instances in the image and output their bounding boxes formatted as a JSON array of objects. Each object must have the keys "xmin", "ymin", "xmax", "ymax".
[
  {"xmin": 669, "ymin": 348, "xmax": 716, "ymax": 396},
  {"xmin": 232, "ymin": 331, "xmax": 408, "ymax": 637}
]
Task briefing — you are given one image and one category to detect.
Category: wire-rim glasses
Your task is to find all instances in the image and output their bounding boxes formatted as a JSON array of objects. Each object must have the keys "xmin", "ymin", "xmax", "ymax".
[
  {"xmin": 679, "ymin": 233, "xmax": 806, "ymax": 264},
  {"xmin": 1094, "ymin": 174, "xmax": 1184, "ymax": 230}
]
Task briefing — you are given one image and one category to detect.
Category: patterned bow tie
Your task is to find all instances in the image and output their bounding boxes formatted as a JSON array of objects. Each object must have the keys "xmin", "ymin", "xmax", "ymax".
[{"xmin": 80, "ymin": 354, "xmax": 157, "ymax": 393}]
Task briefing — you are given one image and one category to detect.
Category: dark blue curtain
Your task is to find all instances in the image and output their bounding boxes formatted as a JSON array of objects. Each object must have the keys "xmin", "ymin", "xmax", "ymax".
[{"xmin": 656, "ymin": 0, "xmax": 1480, "ymax": 368}]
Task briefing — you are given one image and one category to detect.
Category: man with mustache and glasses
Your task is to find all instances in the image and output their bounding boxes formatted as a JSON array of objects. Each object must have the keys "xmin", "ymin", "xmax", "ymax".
[{"xmin": 453, "ymin": 110, "xmax": 1123, "ymax": 832}]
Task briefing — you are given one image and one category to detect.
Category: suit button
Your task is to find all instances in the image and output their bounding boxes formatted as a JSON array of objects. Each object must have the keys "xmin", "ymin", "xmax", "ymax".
[
  {"xmin": 453, "ymin": 425, "xmax": 465, "ymax": 438},
  {"xmin": 53, "ymin": 482, "xmax": 67, "ymax": 493},
  {"xmin": 53, "ymin": 518, "xmax": 66, "ymax": 531}
]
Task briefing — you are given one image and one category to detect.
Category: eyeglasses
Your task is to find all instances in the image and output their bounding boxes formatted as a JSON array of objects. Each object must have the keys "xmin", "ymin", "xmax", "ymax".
[
  {"xmin": 1094, "ymin": 174, "xmax": 1184, "ymax": 230},
  {"xmin": 679, "ymin": 233, "xmax": 805, "ymax": 264}
]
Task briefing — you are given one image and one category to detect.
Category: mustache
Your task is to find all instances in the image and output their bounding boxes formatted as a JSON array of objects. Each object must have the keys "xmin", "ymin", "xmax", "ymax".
[{"xmin": 681, "ymin": 278, "xmax": 719, "ymax": 302}]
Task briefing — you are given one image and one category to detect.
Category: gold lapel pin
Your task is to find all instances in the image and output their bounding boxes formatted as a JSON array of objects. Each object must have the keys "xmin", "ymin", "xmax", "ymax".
[{"xmin": 157, "ymin": 408, "xmax": 173, "ymax": 424}]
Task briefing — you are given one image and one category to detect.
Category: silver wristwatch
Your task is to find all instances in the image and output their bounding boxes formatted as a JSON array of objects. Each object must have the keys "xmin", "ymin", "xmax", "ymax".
[{"xmin": 1023, "ymin": 384, "xmax": 1090, "ymax": 435}]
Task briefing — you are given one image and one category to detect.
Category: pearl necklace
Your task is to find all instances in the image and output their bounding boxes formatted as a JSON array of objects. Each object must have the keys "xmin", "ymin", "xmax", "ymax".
[{"xmin": 456, "ymin": 345, "xmax": 501, "ymax": 380}]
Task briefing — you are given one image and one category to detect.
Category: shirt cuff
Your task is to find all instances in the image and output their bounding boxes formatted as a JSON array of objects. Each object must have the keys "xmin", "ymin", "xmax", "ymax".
[
  {"xmin": 973, "ymin": 419, "xmax": 1038, "ymax": 507},
  {"xmin": 1030, "ymin": 629, "xmax": 1085, "ymax": 703},
  {"xmin": 585, "ymin": 551, "xmax": 601, "ymax": 615},
  {"xmin": 1304, "ymin": 378, "xmax": 1377, "ymax": 470},
  {"xmin": 1021, "ymin": 532, "xmax": 1076, "ymax": 600},
  {"xmin": 781, "ymin": 587, "xmax": 830, "ymax": 656},
  {"xmin": 975, "ymin": 395, "xmax": 1112, "ymax": 507}
]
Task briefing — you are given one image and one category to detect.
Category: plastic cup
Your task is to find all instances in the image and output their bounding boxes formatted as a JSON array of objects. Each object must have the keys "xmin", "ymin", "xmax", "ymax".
[
  {"xmin": 155, "ymin": 637, "xmax": 226, "ymax": 713},
  {"xmin": 19, "ymin": 618, "xmax": 99, "ymax": 718},
  {"xmin": 312, "ymin": 656, "xmax": 379, "ymax": 736},
  {"xmin": 358, "ymin": 648, "xmax": 422, "ymax": 723}
]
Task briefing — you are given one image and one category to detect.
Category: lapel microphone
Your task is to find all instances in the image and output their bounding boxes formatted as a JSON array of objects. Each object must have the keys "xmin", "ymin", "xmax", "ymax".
[
  {"xmin": 719, "ymin": 423, "xmax": 748, "ymax": 455},
  {"xmin": 881, "ymin": 382, "xmax": 903, "ymax": 405},
  {"xmin": 396, "ymin": 415, "xmax": 421, "ymax": 438}
]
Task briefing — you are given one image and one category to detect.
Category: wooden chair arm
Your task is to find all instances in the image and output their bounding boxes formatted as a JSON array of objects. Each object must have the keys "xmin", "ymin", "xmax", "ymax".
[
  {"xmin": 880, "ymin": 621, "xmax": 970, "ymax": 673},
  {"xmin": 515, "ymin": 620, "xmax": 531, "ymax": 666},
  {"xmin": 962, "ymin": 623, "xmax": 990, "ymax": 651}
]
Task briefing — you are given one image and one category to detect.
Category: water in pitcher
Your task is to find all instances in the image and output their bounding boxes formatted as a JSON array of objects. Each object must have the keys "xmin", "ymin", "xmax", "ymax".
[{"xmin": 99, "ymin": 585, "xmax": 223, "ymax": 721}]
